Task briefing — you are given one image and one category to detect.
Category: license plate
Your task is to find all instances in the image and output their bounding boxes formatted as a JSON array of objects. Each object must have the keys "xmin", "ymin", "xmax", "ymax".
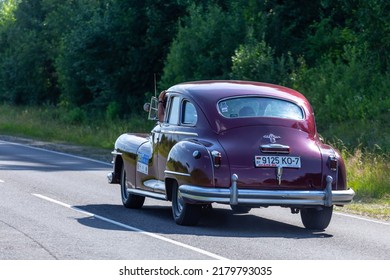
[{"xmin": 255, "ymin": 155, "xmax": 301, "ymax": 168}]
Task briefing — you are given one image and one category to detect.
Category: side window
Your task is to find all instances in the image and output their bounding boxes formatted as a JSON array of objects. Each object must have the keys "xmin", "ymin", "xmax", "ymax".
[
  {"xmin": 182, "ymin": 101, "xmax": 197, "ymax": 125},
  {"xmin": 167, "ymin": 96, "xmax": 181, "ymax": 125}
]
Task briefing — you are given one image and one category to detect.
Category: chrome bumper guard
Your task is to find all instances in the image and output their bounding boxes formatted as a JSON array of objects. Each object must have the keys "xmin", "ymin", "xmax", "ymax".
[{"xmin": 179, "ymin": 174, "xmax": 355, "ymax": 207}]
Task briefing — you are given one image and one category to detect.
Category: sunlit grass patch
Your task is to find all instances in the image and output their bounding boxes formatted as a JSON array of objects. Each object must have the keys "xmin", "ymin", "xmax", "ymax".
[
  {"xmin": 343, "ymin": 148, "xmax": 390, "ymax": 200},
  {"xmin": 0, "ymin": 104, "xmax": 153, "ymax": 149},
  {"xmin": 336, "ymin": 196, "xmax": 390, "ymax": 221}
]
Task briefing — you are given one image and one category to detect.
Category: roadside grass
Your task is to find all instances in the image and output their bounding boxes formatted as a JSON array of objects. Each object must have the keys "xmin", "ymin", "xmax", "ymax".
[
  {"xmin": 335, "ymin": 147, "xmax": 390, "ymax": 221},
  {"xmin": 335, "ymin": 196, "xmax": 390, "ymax": 221},
  {"xmin": 342, "ymin": 148, "xmax": 389, "ymax": 200},
  {"xmin": 0, "ymin": 104, "xmax": 153, "ymax": 149},
  {"xmin": 1, "ymin": 104, "xmax": 389, "ymax": 221}
]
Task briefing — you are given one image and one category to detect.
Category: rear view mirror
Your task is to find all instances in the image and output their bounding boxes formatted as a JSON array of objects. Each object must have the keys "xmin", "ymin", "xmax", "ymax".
[{"xmin": 147, "ymin": 96, "xmax": 158, "ymax": 120}]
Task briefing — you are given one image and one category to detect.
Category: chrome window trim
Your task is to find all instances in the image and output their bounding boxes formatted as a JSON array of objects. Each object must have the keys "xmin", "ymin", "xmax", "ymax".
[
  {"xmin": 164, "ymin": 170, "xmax": 191, "ymax": 177},
  {"xmin": 160, "ymin": 130, "xmax": 198, "ymax": 137}
]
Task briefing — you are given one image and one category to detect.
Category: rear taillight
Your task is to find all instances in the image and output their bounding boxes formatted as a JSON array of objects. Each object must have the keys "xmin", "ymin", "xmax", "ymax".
[
  {"xmin": 211, "ymin": 150, "xmax": 222, "ymax": 168},
  {"xmin": 328, "ymin": 156, "xmax": 338, "ymax": 171}
]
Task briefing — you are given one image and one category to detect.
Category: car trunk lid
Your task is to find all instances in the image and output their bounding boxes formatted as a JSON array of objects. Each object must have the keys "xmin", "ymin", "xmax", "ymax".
[{"xmin": 217, "ymin": 125, "xmax": 322, "ymax": 190}]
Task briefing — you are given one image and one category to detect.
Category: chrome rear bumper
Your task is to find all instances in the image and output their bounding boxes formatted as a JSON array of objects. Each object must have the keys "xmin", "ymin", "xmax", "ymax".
[{"xmin": 179, "ymin": 174, "xmax": 355, "ymax": 207}]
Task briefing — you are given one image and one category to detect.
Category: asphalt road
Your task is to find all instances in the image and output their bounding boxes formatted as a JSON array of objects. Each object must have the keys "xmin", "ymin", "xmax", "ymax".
[{"xmin": 1, "ymin": 139, "xmax": 389, "ymax": 260}]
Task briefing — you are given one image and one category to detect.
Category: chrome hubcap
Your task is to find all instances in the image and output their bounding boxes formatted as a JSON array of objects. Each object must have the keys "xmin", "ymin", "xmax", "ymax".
[
  {"xmin": 177, "ymin": 189, "xmax": 184, "ymax": 213},
  {"xmin": 121, "ymin": 169, "xmax": 128, "ymax": 199}
]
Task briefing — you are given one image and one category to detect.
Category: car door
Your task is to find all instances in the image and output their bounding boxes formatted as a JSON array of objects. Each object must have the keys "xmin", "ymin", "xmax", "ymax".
[
  {"xmin": 134, "ymin": 95, "xmax": 181, "ymax": 196},
  {"xmin": 156, "ymin": 95, "xmax": 181, "ymax": 188}
]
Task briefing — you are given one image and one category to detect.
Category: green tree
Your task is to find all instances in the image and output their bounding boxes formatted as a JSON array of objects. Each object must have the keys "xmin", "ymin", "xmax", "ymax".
[
  {"xmin": 0, "ymin": 0, "xmax": 67, "ymax": 105},
  {"xmin": 0, "ymin": 0, "xmax": 18, "ymax": 25},
  {"xmin": 161, "ymin": 3, "xmax": 246, "ymax": 88},
  {"xmin": 57, "ymin": 0, "xmax": 186, "ymax": 117},
  {"xmin": 343, "ymin": 0, "xmax": 389, "ymax": 72},
  {"xmin": 0, "ymin": 0, "xmax": 51, "ymax": 104},
  {"xmin": 1, "ymin": 0, "xmax": 388, "ymax": 129},
  {"xmin": 261, "ymin": 0, "xmax": 324, "ymax": 62},
  {"xmin": 231, "ymin": 37, "xmax": 295, "ymax": 86}
]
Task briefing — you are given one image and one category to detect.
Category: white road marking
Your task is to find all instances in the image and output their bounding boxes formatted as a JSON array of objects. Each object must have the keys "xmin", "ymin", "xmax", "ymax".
[
  {"xmin": 334, "ymin": 211, "xmax": 390, "ymax": 226},
  {"xmin": 0, "ymin": 140, "xmax": 111, "ymax": 166},
  {"xmin": 0, "ymin": 179, "xmax": 4, "ymax": 183},
  {"xmin": 32, "ymin": 193, "xmax": 228, "ymax": 260}
]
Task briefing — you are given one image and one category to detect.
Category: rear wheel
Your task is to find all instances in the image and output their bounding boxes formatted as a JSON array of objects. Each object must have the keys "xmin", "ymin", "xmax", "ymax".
[
  {"xmin": 120, "ymin": 166, "xmax": 145, "ymax": 209},
  {"xmin": 300, "ymin": 206, "xmax": 333, "ymax": 230},
  {"xmin": 172, "ymin": 182, "xmax": 201, "ymax": 226}
]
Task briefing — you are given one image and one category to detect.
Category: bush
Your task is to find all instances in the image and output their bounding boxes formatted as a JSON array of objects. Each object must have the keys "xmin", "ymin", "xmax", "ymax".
[
  {"xmin": 161, "ymin": 3, "xmax": 246, "ymax": 87},
  {"xmin": 343, "ymin": 148, "xmax": 390, "ymax": 200},
  {"xmin": 293, "ymin": 47, "xmax": 390, "ymax": 151},
  {"xmin": 231, "ymin": 37, "xmax": 295, "ymax": 86}
]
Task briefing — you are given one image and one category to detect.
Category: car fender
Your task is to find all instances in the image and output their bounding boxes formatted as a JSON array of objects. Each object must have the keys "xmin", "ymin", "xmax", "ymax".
[
  {"xmin": 115, "ymin": 133, "xmax": 149, "ymax": 155},
  {"xmin": 165, "ymin": 140, "xmax": 214, "ymax": 188},
  {"xmin": 114, "ymin": 133, "xmax": 150, "ymax": 187},
  {"xmin": 318, "ymin": 143, "xmax": 347, "ymax": 190}
]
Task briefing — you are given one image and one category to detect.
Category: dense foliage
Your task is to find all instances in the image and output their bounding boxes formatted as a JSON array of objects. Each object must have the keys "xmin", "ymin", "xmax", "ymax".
[{"xmin": 0, "ymin": 0, "xmax": 389, "ymax": 150}]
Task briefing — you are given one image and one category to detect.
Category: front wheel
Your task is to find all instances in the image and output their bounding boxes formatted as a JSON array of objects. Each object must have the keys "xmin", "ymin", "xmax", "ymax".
[
  {"xmin": 172, "ymin": 182, "xmax": 201, "ymax": 226},
  {"xmin": 300, "ymin": 206, "xmax": 333, "ymax": 230},
  {"xmin": 120, "ymin": 166, "xmax": 145, "ymax": 209}
]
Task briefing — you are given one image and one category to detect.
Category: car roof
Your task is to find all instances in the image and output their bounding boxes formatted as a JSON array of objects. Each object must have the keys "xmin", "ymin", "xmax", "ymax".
[
  {"xmin": 168, "ymin": 80, "xmax": 306, "ymax": 103},
  {"xmin": 167, "ymin": 80, "xmax": 316, "ymax": 134}
]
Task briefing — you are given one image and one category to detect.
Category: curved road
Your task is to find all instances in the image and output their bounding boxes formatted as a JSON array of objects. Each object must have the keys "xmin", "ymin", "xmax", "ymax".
[{"xmin": 1, "ymin": 139, "xmax": 389, "ymax": 260}]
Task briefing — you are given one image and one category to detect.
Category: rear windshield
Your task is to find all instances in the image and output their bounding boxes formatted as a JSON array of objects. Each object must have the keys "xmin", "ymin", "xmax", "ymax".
[{"xmin": 217, "ymin": 97, "xmax": 304, "ymax": 120}]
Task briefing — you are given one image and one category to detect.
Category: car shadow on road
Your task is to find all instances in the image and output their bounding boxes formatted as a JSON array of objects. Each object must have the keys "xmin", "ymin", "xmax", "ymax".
[{"xmin": 73, "ymin": 203, "xmax": 333, "ymax": 239}]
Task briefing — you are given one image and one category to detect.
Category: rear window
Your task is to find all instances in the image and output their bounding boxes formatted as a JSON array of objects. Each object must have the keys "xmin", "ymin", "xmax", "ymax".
[{"xmin": 217, "ymin": 97, "xmax": 304, "ymax": 120}]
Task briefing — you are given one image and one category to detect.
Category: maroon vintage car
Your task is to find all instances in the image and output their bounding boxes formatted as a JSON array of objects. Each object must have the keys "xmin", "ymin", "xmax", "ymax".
[{"xmin": 107, "ymin": 80, "xmax": 355, "ymax": 230}]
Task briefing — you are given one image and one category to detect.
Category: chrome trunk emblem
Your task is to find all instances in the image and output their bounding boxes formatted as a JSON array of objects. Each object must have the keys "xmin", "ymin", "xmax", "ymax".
[
  {"xmin": 276, "ymin": 165, "xmax": 283, "ymax": 185},
  {"xmin": 263, "ymin": 133, "xmax": 281, "ymax": 143}
]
